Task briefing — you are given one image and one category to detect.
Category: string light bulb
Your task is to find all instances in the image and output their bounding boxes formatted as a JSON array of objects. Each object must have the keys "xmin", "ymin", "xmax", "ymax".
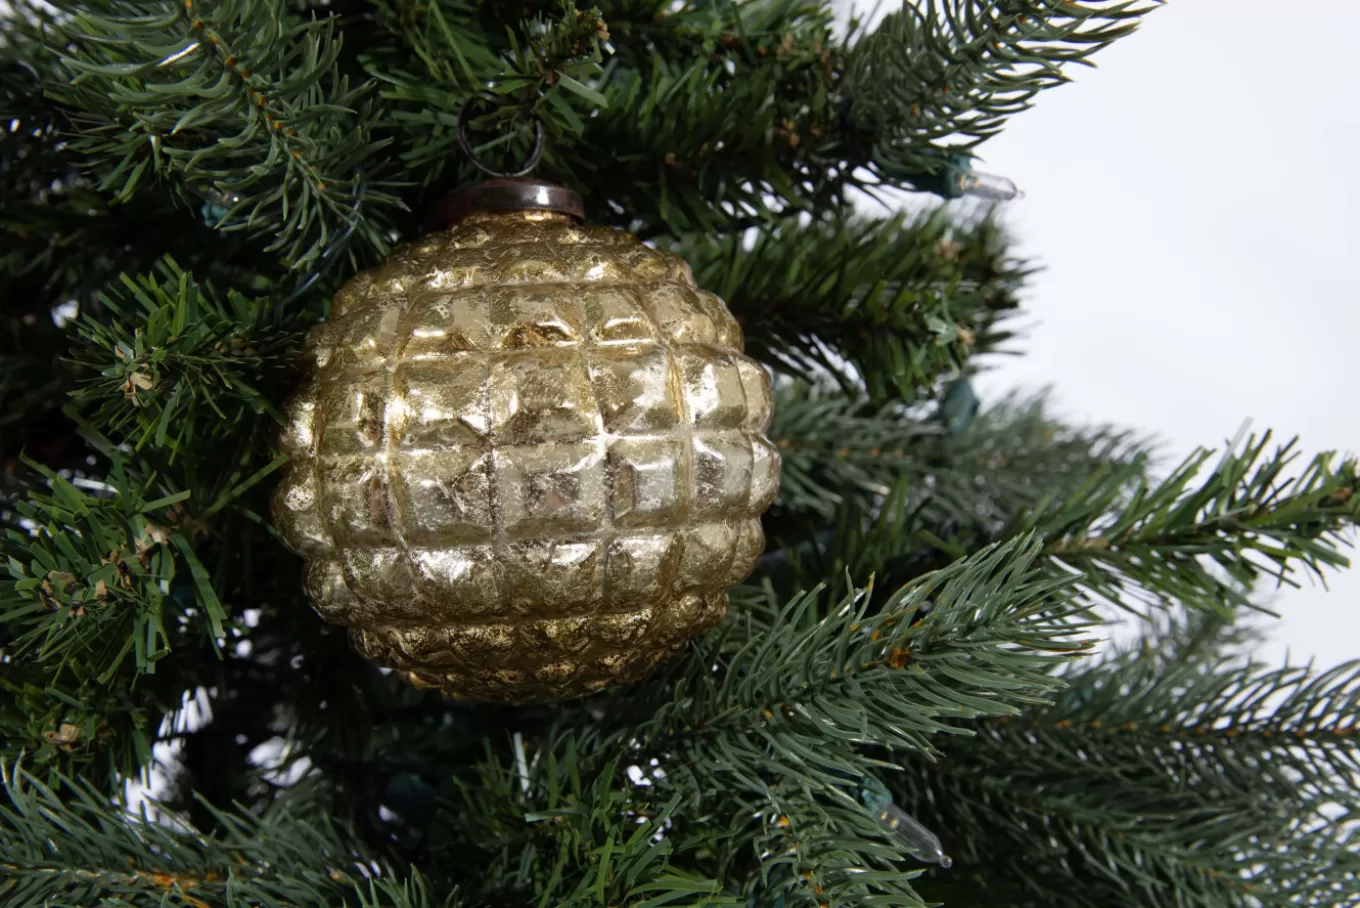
[
  {"xmin": 951, "ymin": 167, "xmax": 1024, "ymax": 201},
  {"xmin": 903, "ymin": 150, "xmax": 1024, "ymax": 202},
  {"xmin": 874, "ymin": 803, "xmax": 953, "ymax": 868},
  {"xmin": 856, "ymin": 775, "xmax": 954, "ymax": 868}
]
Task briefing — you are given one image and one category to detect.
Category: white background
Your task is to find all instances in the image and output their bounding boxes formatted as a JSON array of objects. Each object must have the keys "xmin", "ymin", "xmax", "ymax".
[{"xmin": 844, "ymin": 0, "xmax": 1360, "ymax": 668}]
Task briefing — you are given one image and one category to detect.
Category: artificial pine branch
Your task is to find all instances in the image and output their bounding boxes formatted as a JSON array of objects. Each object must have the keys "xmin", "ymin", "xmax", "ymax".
[
  {"xmin": 797, "ymin": 416, "xmax": 1358, "ymax": 619},
  {"xmin": 362, "ymin": 0, "xmax": 1154, "ymax": 238},
  {"xmin": 849, "ymin": 0, "xmax": 1160, "ymax": 176},
  {"xmin": 382, "ymin": 0, "xmax": 852, "ymax": 233},
  {"xmin": 745, "ymin": 789, "xmax": 928, "ymax": 907},
  {"xmin": 67, "ymin": 259, "xmax": 299, "ymax": 456},
  {"xmin": 452, "ymin": 743, "xmax": 736, "ymax": 907},
  {"xmin": 0, "ymin": 763, "xmax": 448, "ymax": 908},
  {"xmin": 3, "ymin": 252, "xmax": 300, "ymax": 777},
  {"xmin": 508, "ymin": 538, "xmax": 1094, "ymax": 905},
  {"xmin": 366, "ymin": 0, "xmax": 609, "ymax": 180},
  {"xmin": 40, "ymin": 0, "xmax": 401, "ymax": 270},
  {"xmin": 769, "ymin": 384, "xmax": 942, "ymax": 520},
  {"xmin": 896, "ymin": 613, "xmax": 1360, "ymax": 907},
  {"xmin": 1018, "ymin": 431, "xmax": 1360, "ymax": 614},
  {"xmin": 431, "ymin": 539, "xmax": 1089, "ymax": 907},
  {"xmin": 681, "ymin": 211, "xmax": 1028, "ymax": 401},
  {"xmin": 5, "ymin": 0, "xmax": 1353, "ymax": 904},
  {"xmin": 768, "ymin": 387, "xmax": 1148, "ymax": 524},
  {"xmin": 640, "ymin": 535, "xmax": 1089, "ymax": 771},
  {"xmin": 0, "ymin": 459, "xmax": 224, "ymax": 781},
  {"xmin": 762, "ymin": 389, "xmax": 1151, "ymax": 605}
]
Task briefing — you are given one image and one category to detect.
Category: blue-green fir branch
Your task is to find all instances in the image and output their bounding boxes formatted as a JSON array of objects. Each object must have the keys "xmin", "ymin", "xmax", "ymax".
[
  {"xmin": 0, "ymin": 450, "xmax": 279, "ymax": 780},
  {"xmin": 740, "ymin": 788, "xmax": 929, "ymax": 908},
  {"xmin": 769, "ymin": 385, "xmax": 944, "ymax": 519},
  {"xmin": 769, "ymin": 386, "xmax": 1149, "ymax": 524},
  {"xmin": 67, "ymin": 258, "xmax": 298, "ymax": 457},
  {"xmin": 848, "ymin": 0, "xmax": 1160, "ymax": 177},
  {"xmin": 896, "ymin": 612, "xmax": 1360, "ymax": 907},
  {"xmin": 414, "ymin": 2, "xmax": 848, "ymax": 233},
  {"xmin": 367, "ymin": 0, "xmax": 610, "ymax": 179},
  {"xmin": 760, "ymin": 389, "xmax": 1153, "ymax": 607},
  {"xmin": 761, "ymin": 478, "xmax": 941, "ymax": 608},
  {"xmin": 0, "ymin": 18, "xmax": 330, "ymax": 324},
  {"xmin": 362, "ymin": 0, "xmax": 494, "ymax": 97},
  {"xmin": 653, "ymin": 536, "xmax": 1091, "ymax": 770},
  {"xmin": 374, "ymin": 0, "xmax": 850, "ymax": 222},
  {"xmin": 0, "ymin": 762, "xmax": 448, "ymax": 908},
  {"xmin": 1022, "ymin": 431, "xmax": 1360, "ymax": 615},
  {"xmin": 433, "ymin": 539, "xmax": 1094, "ymax": 907},
  {"xmin": 43, "ymin": 0, "xmax": 401, "ymax": 269},
  {"xmin": 681, "ymin": 210, "xmax": 1028, "ymax": 401},
  {"xmin": 2, "ymin": 458, "xmax": 221, "ymax": 675},
  {"xmin": 455, "ymin": 717, "xmax": 928, "ymax": 907},
  {"xmin": 538, "ymin": 533, "xmax": 1096, "ymax": 892},
  {"xmin": 531, "ymin": 537, "xmax": 1093, "ymax": 906},
  {"xmin": 767, "ymin": 409, "xmax": 1357, "ymax": 623},
  {"xmin": 453, "ymin": 743, "xmax": 738, "ymax": 908}
]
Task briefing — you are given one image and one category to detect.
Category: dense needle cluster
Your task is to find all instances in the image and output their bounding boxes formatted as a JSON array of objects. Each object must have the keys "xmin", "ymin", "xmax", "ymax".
[{"xmin": 2, "ymin": 2, "xmax": 1358, "ymax": 907}]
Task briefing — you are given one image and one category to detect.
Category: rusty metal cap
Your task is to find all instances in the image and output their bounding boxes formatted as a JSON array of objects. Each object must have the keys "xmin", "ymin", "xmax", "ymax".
[{"xmin": 429, "ymin": 178, "xmax": 584, "ymax": 230}]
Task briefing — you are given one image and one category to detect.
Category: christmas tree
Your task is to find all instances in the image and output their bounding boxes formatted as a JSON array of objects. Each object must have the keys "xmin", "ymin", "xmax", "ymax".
[{"xmin": 3, "ymin": 1, "xmax": 1359, "ymax": 905}]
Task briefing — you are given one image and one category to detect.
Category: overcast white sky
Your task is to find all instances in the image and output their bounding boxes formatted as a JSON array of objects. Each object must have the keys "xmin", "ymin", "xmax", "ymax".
[{"xmin": 845, "ymin": 0, "xmax": 1360, "ymax": 668}]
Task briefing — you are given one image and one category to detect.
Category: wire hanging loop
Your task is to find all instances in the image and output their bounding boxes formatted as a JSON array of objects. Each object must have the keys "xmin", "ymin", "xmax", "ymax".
[{"xmin": 456, "ymin": 99, "xmax": 545, "ymax": 179}]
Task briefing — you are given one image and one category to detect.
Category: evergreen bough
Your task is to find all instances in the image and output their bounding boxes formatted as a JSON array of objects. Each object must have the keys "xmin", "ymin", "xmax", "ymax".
[{"xmin": 3, "ymin": 2, "xmax": 1358, "ymax": 906}]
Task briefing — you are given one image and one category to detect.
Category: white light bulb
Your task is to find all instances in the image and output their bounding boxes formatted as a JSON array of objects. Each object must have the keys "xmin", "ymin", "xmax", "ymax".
[
  {"xmin": 954, "ymin": 169, "xmax": 1025, "ymax": 201},
  {"xmin": 876, "ymin": 804, "xmax": 953, "ymax": 868}
]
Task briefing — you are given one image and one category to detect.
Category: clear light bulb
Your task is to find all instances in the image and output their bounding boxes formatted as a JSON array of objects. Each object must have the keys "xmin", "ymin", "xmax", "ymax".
[
  {"xmin": 953, "ymin": 169, "xmax": 1025, "ymax": 201},
  {"xmin": 875, "ymin": 804, "xmax": 953, "ymax": 868}
]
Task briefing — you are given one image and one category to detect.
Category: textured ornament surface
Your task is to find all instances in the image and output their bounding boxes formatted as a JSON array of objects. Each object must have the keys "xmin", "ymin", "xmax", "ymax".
[{"xmin": 273, "ymin": 211, "xmax": 779, "ymax": 702}]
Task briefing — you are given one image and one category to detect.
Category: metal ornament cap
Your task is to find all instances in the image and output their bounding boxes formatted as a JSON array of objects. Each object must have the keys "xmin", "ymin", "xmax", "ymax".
[{"xmin": 430, "ymin": 178, "xmax": 585, "ymax": 231}]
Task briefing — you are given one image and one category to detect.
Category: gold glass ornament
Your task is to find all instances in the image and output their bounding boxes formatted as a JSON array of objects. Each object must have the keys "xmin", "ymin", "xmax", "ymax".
[{"xmin": 272, "ymin": 179, "xmax": 779, "ymax": 703}]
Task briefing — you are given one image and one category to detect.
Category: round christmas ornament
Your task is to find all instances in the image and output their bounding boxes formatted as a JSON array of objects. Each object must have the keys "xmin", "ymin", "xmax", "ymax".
[{"xmin": 272, "ymin": 177, "xmax": 780, "ymax": 703}]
